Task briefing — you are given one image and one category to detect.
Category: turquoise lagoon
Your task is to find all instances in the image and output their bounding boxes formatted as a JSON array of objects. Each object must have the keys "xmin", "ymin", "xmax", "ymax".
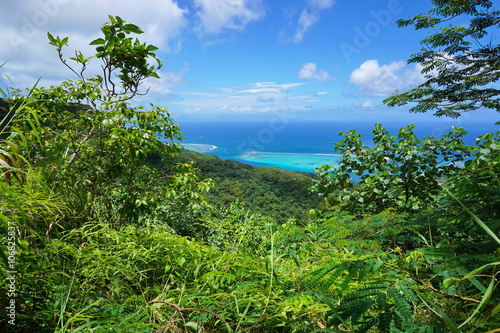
[
  {"xmin": 181, "ymin": 143, "xmax": 340, "ymax": 172},
  {"xmin": 237, "ymin": 151, "xmax": 342, "ymax": 173},
  {"xmin": 177, "ymin": 120, "xmax": 498, "ymax": 173}
]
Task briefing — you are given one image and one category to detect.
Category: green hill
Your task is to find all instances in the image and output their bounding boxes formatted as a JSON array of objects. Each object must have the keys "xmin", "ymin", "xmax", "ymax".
[{"xmin": 163, "ymin": 149, "xmax": 320, "ymax": 223}]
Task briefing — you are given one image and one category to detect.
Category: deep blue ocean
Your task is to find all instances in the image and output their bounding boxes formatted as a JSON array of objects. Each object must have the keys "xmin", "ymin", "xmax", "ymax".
[{"xmin": 175, "ymin": 119, "xmax": 499, "ymax": 173}]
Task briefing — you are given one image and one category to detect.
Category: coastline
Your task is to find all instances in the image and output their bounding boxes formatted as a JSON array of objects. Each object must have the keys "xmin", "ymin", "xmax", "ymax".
[
  {"xmin": 182, "ymin": 143, "xmax": 218, "ymax": 153},
  {"xmin": 177, "ymin": 119, "xmax": 499, "ymax": 173}
]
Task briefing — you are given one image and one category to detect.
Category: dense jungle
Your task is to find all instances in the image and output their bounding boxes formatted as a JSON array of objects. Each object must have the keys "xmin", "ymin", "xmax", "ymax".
[{"xmin": 1, "ymin": 2, "xmax": 500, "ymax": 332}]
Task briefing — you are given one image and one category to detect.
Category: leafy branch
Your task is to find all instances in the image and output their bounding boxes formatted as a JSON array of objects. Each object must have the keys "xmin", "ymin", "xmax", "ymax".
[{"xmin": 48, "ymin": 15, "xmax": 162, "ymax": 103}]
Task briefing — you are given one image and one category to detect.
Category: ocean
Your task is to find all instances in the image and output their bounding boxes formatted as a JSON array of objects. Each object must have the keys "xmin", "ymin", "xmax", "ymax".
[{"xmin": 176, "ymin": 119, "xmax": 499, "ymax": 173}]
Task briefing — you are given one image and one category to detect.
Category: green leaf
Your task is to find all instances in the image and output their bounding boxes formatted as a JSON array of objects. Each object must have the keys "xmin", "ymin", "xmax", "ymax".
[
  {"xmin": 459, "ymin": 276, "xmax": 497, "ymax": 328},
  {"xmin": 463, "ymin": 261, "xmax": 500, "ymax": 278},
  {"xmin": 443, "ymin": 187, "xmax": 500, "ymax": 245},
  {"xmin": 47, "ymin": 32, "xmax": 56, "ymax": 43},
  {"xmin": 124, "ymin": 23, "xmax": 143, "ymax": 34},
  {"xmin": 89, "ymin": 38, "xmax": 106, "ymax": 45},
  {"xmin": 146, "ymin": 44, "xmax": 159, "ymax": 52}
]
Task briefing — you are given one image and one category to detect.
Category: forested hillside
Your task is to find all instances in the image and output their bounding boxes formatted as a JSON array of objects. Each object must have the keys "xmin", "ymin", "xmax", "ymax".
[
  {"xmin": 165, "ymin": 149, "xmax": 320, "ymax": 223},
  {"xmin": 1, "ymin": 5, "xmax": 499, "ymax": 332}
]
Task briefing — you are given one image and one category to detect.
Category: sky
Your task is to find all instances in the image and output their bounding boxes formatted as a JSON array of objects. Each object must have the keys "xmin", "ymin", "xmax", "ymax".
[{"xmin": 1, "ymin": 0, "xmax": 499, "ymax": 124}]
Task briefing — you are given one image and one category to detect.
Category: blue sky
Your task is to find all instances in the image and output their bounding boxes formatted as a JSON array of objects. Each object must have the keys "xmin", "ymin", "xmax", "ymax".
[{"xmin": 1, "ymin": 0, "xmax": 498, "ymax": 123}]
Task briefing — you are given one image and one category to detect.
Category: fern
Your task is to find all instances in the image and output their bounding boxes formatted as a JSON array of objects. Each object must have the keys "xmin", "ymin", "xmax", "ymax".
[
  {"xmin": 344, "ymin": 298, "xmax": 374, "ymax": 325},
  {"xmin": 340, "ymin": 260, "xmax": 364, "ymax": 292},
  {"xmin": 395, "ymin": 281, "xmax": 419, "ymax": 306},
  {"xmin": 377, "ymin": 309, "xmax": 392, "ymax": 333},
  {"xmin": 358, "ymin": 259, "xmax": 383, "ymax": 280},
  {"xmin": 326, "ymin": 298, "xmax": 367, "ymax": 329},
  {"xmin": 310, "ymin": 261, "xmax": 352, "ymax": 290},
  {"xmin": 388, "ymin": 286, "xmax": 413, "ymax": 321},
  {"xmin": 418, "ymin": 246, "xmax": 452, "ymax": 262},
  {"xmin": 306, "ymin": 258, "xmax": 433, "ymax": 332},
  {"xmin": 202, "ymin": 271, "xmax": 236, "ymax": 289}
]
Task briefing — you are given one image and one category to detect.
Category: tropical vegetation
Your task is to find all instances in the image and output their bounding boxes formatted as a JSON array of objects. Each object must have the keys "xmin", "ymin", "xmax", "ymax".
[{"xmin": 1, "ymin": 2, "xmax": 499, "ymax": 332}]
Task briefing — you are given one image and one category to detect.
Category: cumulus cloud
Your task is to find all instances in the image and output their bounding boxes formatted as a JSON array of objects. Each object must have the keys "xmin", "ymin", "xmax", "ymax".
[
  {"xmin": 194, "ymin": 0, "xmax": 265, "ymax": 35},
  {"xmin": 0, "ymin": 0, "xmax": 187, "ymax": 88},
  {"xmin": 1, "ymin": 0, "xmax": 186, "ymax": 52},
  {"xmin": 132, "ymin": 64, "xmax": 190, "ymax": 104},
  {"xmin": 298, "ymin": 63, "xmax": 334, "ymax": 81},
  {"xmin": 349, "ymin": 59, "xmax": 424, "ymax": 96}
]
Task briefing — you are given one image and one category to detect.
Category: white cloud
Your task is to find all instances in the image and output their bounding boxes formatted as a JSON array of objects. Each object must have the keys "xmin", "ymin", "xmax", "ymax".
[
  {"xmin": 307, "ymin": 0, "xmax": 335, "ymax": 9},
  {"xmin": 349, "ymin": 59, "xmax": 424, "ymax": 96},
  {"xmin": 288, "ymin": 0, "xmax": 335, "ymax": 43},
  {"xmin": 240, "ymin": 82, "xmax": 305, "ymax": 94},
  {"xmin": 1, "ymin": 0, "xmax": 186, "ymax": 52},
  {"xmin": 219, "ymin": 104, "xmax": 253, "ymax": 113},
  {"xmin": 298, "ymin": 63, "xmax": 334, "ymax": 81},
  {"xmin": 172, "ymin": 81, "xmax": 315, "ymax": 115},
  {"xmin": 362, "ymin": 100, "xmax": 374, "ymax": 109},
  {"xmin": 0, "ymin": 0, "xmax": 187, "ymax": 89},
  {"xmin": 307, "ymin": 0, "xmax": 335, "ymax": 10},
  {"xmin": 293, "ymin": 9, "xmax": 318, "ymax": 43},
  {"xmin": 132, "ymin": 64, "xmax": 190, "ymax": 104},
  {"xmin": 194, "ymin": 0, "xmax": 265, "ymax": 35}
]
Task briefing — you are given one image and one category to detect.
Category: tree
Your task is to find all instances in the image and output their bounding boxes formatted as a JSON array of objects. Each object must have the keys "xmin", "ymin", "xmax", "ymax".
[
  {"xmin": 311, "ymin": 123, "xmax": 471, "ymax": 214},
  {"xmin": 47, "ymin": 15, "xmax": 162, "ymax": 104},
  {"xmin": 7, "ymin": 16, "xmax": 213, "ymax": 230},
  {"xmin": 383, "ymin": 0, "xmax": 500, "ymax": 121}
]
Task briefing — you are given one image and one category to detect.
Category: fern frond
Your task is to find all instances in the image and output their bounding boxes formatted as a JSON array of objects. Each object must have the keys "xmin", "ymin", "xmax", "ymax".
[
  {"xmin": 201, "ymin": 271, "xmax": 236, "ymax": 289},
  {"xmin": 340, "ymin": 260, "xmax": 364, "ymax": 292},
  {"xmin": 309, "ymin": 263, "xmax": 340, "ymax": 282},
  {"xmin": 341, "ymin": 284, "xmax": 388, "ymax": 304},
  {"xmin": 358, "ymin": 259, "xmax": 383, "ymax": 280},
  {"xmin": 377, "ymin": 309, "xmax": 392, "ymax": 333},
  {"xmin": 394, "ymin": 281, "xmax": 419, "ymax": 306},
  {"xmin": 388, "ymin": 286, "xmax": 413, "ymax": 321},
  {"xmin": 454, "ymin": 266, "xmax": 487, "ymax": 293},
  {"xmin": 419, "ymin": 247, "xmax": 452, "ymax": 262},
  {"xmin": 310, "ymin": 261, "xmax": 352, "ymax": 289}
]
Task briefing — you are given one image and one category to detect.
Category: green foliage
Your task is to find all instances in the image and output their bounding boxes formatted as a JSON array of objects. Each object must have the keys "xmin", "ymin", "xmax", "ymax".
[
  {"xmin": 312, "ymin": 123, "xmax": 470, "ymax": 214},
  {"xmin": 48, "ymin": 15, "xmax": 162, "ymax": 102},
  {"xmin": 1, "ymin": 13, "xmax": 500, "ymax": 333},
  {"xmin": 1, "ymin": 222, "xmax": 228, "ymax": 331},
  {"xmin": 201, "ymin": 201, "xmax": 276, "ymax": 254},
  {"xmin": 450, "ymin": 131, "xmax": 500, "ymax": 214},
  {"xmin": 146, "ymin": 161, "xmax": 215, "ymax": 236},
  {"xmin": 305, "ymin": 230, "xmax": 500, "ymax": 332},
  {"xmin": 383, "ymin": 0, "xmax": 500, "ymax": 120},
  {"xmin": 169, "ymin": 149, "xmax": 320, "ymax": 223},
  {"xmin": 307, "ymin": 258, "xmax": 421, "ymax": 332},
  {"xmin": 440, "ymin": 131, "xmax": 500, "ymax": 255},
  {"xmin": 10, "ymin": 15, "xmax": 212, "ymax": 230},
  {"xmin": 309, "ymin": 120, "xmax": 500, "ymax": 332}
]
